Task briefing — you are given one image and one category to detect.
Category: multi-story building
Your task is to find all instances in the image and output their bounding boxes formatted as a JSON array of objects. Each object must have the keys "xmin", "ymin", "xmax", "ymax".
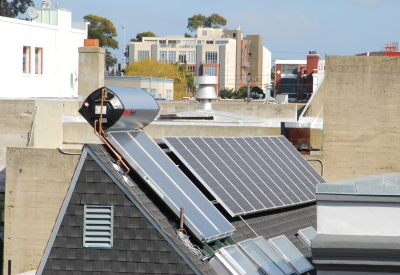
[
  {"xmin": 0, "ymin": 3, "xmax": 87, "ymax": 98},
  {"xmin": 127, "ymin": 27, "xmax": 271, "ymax": 95},
  {"xmin": 275, "ymin": 51, "xmax": 324, "ymax": 102}
]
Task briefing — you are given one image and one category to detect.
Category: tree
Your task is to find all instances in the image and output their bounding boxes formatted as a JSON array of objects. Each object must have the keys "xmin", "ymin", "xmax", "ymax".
[
  {"xmin": 187, "ymin": 13, "xmax": 227, "ymax": 32},
  {"xmin": 105, "ymin": 50, "xmax": 117, "ymax": 67},
  {"xmin": 125, "ymin": 58, "xmax": 189, "ymax": 100},
  {"xmin": 131, "ymin": 31, "xmax": 156, "ymax": 42},
  {"xmin": 0, "ymin": 0, "xmax": 34, "ymax": 18},
  {"xmin": 219, "ymin": 88, "xmax": 234, "ymax": 99},
  {"xmin": 83, "ymin": 14, "xmax": 118, "ymax": 49}
]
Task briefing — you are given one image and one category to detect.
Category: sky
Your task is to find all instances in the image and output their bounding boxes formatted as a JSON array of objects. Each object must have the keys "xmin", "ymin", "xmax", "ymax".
[{"xmin": 32, "ymin": 0, "xmax": 400, "ymax": 64}]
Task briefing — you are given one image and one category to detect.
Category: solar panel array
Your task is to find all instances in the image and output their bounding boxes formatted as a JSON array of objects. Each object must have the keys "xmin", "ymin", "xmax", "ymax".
[{"xmin": 162, "ymin": 136, "xmax": 325, "ymax": 217}]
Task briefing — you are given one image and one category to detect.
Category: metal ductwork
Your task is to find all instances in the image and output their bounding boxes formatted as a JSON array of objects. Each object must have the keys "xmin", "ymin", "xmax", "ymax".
[{"xmin": 79, "ymin": 87, "xmax": 160, "ymax": 132}]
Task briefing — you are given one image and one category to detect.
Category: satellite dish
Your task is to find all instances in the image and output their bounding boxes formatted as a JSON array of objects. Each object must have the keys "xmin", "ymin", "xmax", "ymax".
[{"xmin": 27, "ymin": 7, "xmax": 38, "ymax": 20}]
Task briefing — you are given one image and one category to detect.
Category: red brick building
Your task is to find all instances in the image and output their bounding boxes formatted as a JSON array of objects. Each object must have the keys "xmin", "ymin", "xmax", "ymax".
[{"xmin": 275, "ymin": 51, "xmax": 324, "ymax": 102}]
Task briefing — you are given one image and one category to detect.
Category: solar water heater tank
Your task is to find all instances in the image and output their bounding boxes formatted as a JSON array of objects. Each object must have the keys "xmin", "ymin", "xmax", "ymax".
[{"xmin": 79, "ymin": 86, "xmax": 160, "ymax": 131}]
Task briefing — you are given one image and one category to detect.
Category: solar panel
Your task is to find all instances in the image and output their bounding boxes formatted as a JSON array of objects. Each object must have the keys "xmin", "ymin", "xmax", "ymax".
[
  {"xmin": 162, "ymin": 136, "xmax": 325, "ymax": 217},
  {"xmin": 238, "ymin": 239, "xmax": 286, "ymax": 275},
  {"xmin": 105, "ymin": 130, "xmax": 235, "ymax": 243},
  {"xmin": 268, "ymin": 235, "xmax": 314, "ymax": 274}
]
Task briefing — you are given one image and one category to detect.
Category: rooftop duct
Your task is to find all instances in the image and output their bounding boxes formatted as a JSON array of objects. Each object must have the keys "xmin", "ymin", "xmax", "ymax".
[{"xmin": 194, "ymin": 76, "xmax": 218, "ymax": 110}]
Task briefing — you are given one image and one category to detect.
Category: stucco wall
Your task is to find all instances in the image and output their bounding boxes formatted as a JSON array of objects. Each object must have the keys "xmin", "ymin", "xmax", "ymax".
[
  {"xmin": 3, "ymin": 148, "xmax": 80, "ymax": 275},
  {"xmin": 322, "ymin": 56, "xmax": 400, "ymax": 181},
  {"xmin": 317, "ymin": 201, "xmax": 400, "ymax": 236}
]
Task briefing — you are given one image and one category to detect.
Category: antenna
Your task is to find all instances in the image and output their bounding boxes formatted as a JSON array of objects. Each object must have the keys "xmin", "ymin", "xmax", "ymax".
[{"xmin": 27, "ymin": 7, "xmax": 38, "ymax": 20}]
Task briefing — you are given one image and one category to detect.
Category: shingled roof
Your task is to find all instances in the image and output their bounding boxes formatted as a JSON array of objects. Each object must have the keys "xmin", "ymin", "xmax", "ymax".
[{"xmin": 37, "ymin": 143, "xmax": 316, "ymax": 274}]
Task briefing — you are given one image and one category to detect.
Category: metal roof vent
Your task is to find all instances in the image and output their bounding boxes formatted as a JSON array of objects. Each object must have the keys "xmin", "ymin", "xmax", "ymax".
[{"xmin": 194, "ymin": 76, "xmax": 218, "ymax": 111}]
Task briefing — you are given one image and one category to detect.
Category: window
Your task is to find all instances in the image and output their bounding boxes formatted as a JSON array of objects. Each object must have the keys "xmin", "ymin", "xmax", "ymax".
[
  {"xmin": 281, "ymin": 64, "xmax": 298, "ymax": 75},
  {"xmin": 215, "ymin": 40, "xmax": 228, "ymax": 45},
  {"xmin": 281, "ymin": 78, "xmax": 297, "ymax": 94},
  {"xmin": 197, "ymin": 40, "xmax": 205, "ymax": 44},
  {"xmin": 23, "ymin": 46, "xmax": 31, "ymax": 73},
  {"xmin": 204, "ymin": 66, "xmax": 217, "ymax": 76},
  {"xmin": 166, "ymin": 89, "xmax": 173, "ymax": 100},
  {"xmin": 205, "ymin": 51, "xmax": 217, "ymax": 63},
  {"xmin": 83, "ymin": 205, "xmax": 113, "ymax": 248},
  {"xmin": 232, "ymin": 32, "xmax": 236, "ymax": 38},
  {"xmin": 202, "ymin": 30, "xmax": 207, "ymax": 36},
  {"xmin": 137, "ymin": 50, "xmax": 149, "ymax": 61},
  {"xmin": 159, "ymin": 51, "xmax": 167, "ymax": 62},
  {"xmin": 206, "ymin": 40, "xmax": 214, "ymax": 44},
  {"xmin": 182, "ymin": 40, "xmax": 195, "ymax": 48},
  {"xmin": 187, "ymin": 65, "xmax": 195, "ymax": 72},
  {"xmin": 178, "ymin": 51, "xmax": 187, "ymax": 63},
  {"xmin": 187, "ymin": 51, "xmax": 195, "ymax": 63},
  {"xmin": 35, "ymin": 47, "xmax": 43, "ymax": 74},
  {"xmin": 168, "ymin": 51, "xmax": 176, "ymax": 63},
  {"xmin": 151, "ymin": 89, "xmax": 156, "ymax": 98}
]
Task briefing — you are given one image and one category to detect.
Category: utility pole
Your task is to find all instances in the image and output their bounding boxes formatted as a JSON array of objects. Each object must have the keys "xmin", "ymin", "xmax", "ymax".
[
  {"xmin": 247, "ymin": 73, "xmax": 251, "ymax": 104},
  {"xmin": 122, "ymin": 26, "xmax": 126, "ymax": 70}
]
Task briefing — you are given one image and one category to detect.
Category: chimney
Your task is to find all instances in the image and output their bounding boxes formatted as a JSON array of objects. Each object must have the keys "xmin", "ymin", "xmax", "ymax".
[{"xmin": 78, "ymin": 39, "xmax": 105, "ymax": 100}]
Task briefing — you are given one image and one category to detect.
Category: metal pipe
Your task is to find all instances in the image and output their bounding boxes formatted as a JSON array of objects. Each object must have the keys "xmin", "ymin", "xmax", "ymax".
[
  {"xmin": 93, "ymin": 88, "xmax": 131, "ymax": 175},
  {"xmin": 179, "ymin": 207, "xmax": 184, "ymax": 232},
  {"xmin": 306, "ymin": 158, "xmax": 324, "ymax": 177},
  {"xmin": 239, "ymin": 216, "xmax": 258, "ymax": 237}
]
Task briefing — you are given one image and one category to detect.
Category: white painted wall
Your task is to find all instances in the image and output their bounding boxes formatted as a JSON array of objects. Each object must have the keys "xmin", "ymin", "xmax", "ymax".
[
  {"xmin": 0, "ymin": 8, "xmax": 87, "ymax": 99},
  {"xmin": 317, "ymin": 201, "xmax": 400, "ymax": 236},
  {"xmin": 262, "ymin": 46, "xmax": 272, "ymax": 91}
]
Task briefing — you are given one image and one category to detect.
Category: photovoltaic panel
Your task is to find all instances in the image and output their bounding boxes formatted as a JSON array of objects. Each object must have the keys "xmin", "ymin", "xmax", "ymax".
[
  {"xmin": 105, "ymin": 130, "xmax": 235, "ymax": 243},
  {"xmin": 162, "ymin": 136, "xmax": 325, "ymax": 217}
]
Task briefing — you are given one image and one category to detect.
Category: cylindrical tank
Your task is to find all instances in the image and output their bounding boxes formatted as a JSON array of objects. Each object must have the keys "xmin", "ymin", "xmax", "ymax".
[{"xmin": 79, "ymin": 86, "xmax": 159, "ymax": 132}]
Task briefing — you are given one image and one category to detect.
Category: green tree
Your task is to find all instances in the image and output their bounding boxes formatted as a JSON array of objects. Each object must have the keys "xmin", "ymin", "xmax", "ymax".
[
  {"xmin": 83, "ymin": 14, "xmax": 118, "ymax": 49},
  {"xmin": 105, "ymin": 50, "xmax": 117, "ymax": 67},
  {"xmin": 219, "ymin": 88, "xmax": 234, "ymax": 99},
  {"xmin": 0, "ymin": 0, "xmax": 34, "ymax": 18},
  {"xmin": 187, "ymin": 13, "xmax": 227, "ymax": 32},
  {"xmin": 125, "ymin": 58, "xmax": 189, "ymax": 100},
  {"xmin": 131, "ymin": 31, "xmax": 156, "ymax": 42}
]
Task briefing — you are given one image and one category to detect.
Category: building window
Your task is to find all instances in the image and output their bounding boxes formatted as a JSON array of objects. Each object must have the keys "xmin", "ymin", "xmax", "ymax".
[
  {"xmin": 23, "ymin": 46, "xmax": 31, "ymax": 73},
  {"xmin": 281, "ymin": 78, "xmax": 297, "ymax": 94},
  {"xmin": 205, "ymin": 51, "xmax": 217, "ymax": 63},
  {"xmin": 232, "ymin": 33, "xmax": 236, "ymax": 38},
  {"xmin": 151, "ymin": 89, "xmax": 156, "ymax": 98},
  {"xmin": 166, "ymin": 89, "xmax": 173, "ymax": 100},
  {"xmin": 35, "ymin": 47, "xmax": 43, "ymax": 74},
  {"xmin": 187, "ymin": 65, "xmax": 195, "ymax": 72},
  {"xmin": 182, "ymin": 40, "xmax": 195, "ymax": 48},
  {"xmin": 202, "ymin": 30, "xmax": 207, "ymax": 36},
  {"xmin": 197, "ymin": 40, "xmax": 205, "ymax": 45},
  {"xmin": 281, "ymin": 64, "xmax": 298, "ymax": 75},
  {"xmin": 188, "ymin": 51, "xmax": 195, "ymax": 63},
  {"xmin": 215, "ymin": 40, "xmax": 228, "ymax": 45},
  {"xmin": 83, "ymin": 205, "xmax": 113, "ymax": 248},
  {"xmin": 204, "ymin": 66, "xmax": 217, "ymax": 76},
  {"xmin": 137, "ymin": 50, "xmax": 149, "ymax": 61},
  {"xmin": 179, "ymin": 51, "xmax": 187, "ymax": 63},
  {"xmin": 159, "ymin": 51, "xmax": 167, "ymax": 62},
  {"xmin": 168, "ymin": 51, "xmax": 176, "ymax": 63},
  {"xmin": 206, "ymin": 40, "xmax": 214, "ymax": 44}
]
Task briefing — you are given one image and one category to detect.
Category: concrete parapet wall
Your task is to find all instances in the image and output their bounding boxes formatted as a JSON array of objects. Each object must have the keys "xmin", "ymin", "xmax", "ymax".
[
  {"xmin": 3, "ymin": 147, "xmax": 80, "ymax": 275},
  {"xmin": 323, "ymin": 56, "xmax": 400, "ymax": 181},
  {"xmin": 157, "ymin": 101, "xmax": 299, "ymax": 119}
]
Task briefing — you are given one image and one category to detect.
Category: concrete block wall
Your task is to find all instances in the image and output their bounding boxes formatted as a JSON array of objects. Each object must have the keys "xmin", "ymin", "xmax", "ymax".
[{"xmin": 322, "ymin": 56, "xmax": 400, "ymax": 181}]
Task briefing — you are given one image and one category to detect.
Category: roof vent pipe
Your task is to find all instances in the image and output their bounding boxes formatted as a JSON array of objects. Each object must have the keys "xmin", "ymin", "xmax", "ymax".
[{"xmin": 194, "ymin": 76, "xmax": 218, "ymax": 111}]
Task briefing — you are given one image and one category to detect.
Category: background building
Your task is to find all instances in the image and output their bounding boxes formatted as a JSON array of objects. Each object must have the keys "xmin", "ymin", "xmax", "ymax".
[
  {"xmin": 127, "ymin": 27, "xmax": 271, "ymax": 95},
  {"xmin": 0, "ymin": 5, "xmax": 87, "ymax": 99},
  {"xmin": 275, "ymin": 52, "xmax": 324, "ymax": 102}
]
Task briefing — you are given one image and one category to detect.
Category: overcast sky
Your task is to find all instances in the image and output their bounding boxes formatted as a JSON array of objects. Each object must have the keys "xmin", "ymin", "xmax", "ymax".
[{"xmin": 33, "ymin": 0, "xmax": 399, "ymax": 64}]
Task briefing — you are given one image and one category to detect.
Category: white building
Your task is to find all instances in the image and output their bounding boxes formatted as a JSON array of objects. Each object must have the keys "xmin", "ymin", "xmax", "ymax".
[
  {"xmin": 128, "ymin": 27, "xmax": 272, "ymax": 94},
  {"xmin": 0, "ymin": 5, "xmax": 87, "ymax": 99}
]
